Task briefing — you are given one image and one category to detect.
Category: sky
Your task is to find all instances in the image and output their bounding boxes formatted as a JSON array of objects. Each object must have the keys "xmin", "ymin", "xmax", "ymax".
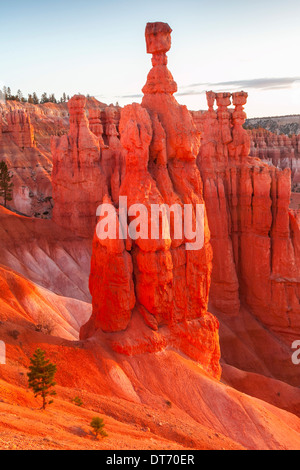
[{"xmin": 0, "ymin": 0, "xmax": 299, "ymax": 118}]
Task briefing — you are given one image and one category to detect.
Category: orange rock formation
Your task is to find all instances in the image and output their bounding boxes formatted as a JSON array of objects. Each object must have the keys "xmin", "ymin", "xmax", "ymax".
[
  {"xmin": 0, "ymin": 98, "xmax": 109, "ymax": 218},
  {"xmin": 193, "ymin": 91, "xmax": 300, "ymax": 385},
  {"xmin": 249, "ymin": 128, "xmax": 300, "ymax": 186},
  {"xmin": 51, "ymin": 95, "xmax": 106, "ymax": 238},
  {"xmin": 0, "ymin": 21, "xmax": 300, "ymax": 451},
  {"xmin": 3, "ymin": 108, "xmax": 35, "ymax": 148},
  {"xmin": 51, "ymin": 95, "xmax": 127, "ymax": 237},
  {"xmin": 0, "ymin": 103, "xmax": 53, "ymax": 216},
  {"xmin": 81, "ymin": 22, "xmax": 221, "ymax": 379}
]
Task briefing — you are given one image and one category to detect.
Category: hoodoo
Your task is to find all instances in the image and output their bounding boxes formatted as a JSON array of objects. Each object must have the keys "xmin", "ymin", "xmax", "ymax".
[
  {"xmin": 51, "ymin": 21, "xmax": 300, "ymax": 385},
  {"xmin": 80, "ymin": 22, "xmax": 221, "ymax": 379},
  {"xmin": 249, "ymin": 128, "xmax": 300, "ymax": 187},
  {"xmin": 194, "ymin": 91, "xmax": 300, "ymax": 385},
  {"xmin": 51, "ymin": 95, "xmax": 107, "ymax": 238}
]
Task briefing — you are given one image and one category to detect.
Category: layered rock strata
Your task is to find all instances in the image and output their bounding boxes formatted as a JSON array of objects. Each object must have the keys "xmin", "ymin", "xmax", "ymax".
[{"xmin": 249, "ymin": 128, "xmax": 300, "ymax": 187}]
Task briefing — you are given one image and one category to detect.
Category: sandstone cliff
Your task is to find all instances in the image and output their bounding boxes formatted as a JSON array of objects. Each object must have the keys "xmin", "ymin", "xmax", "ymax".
[
  {"xmin": 248, "ymin": 128, "xmax": 300, "ymax": 188},
  {"xmin": 193, "ymin": 91, "xmax": 300, "ymax": 385},
  {"xmin": 0, "ymin": 98, "xmax": 108, "ymax": 218},
  {"xmin": 51, "ymin": 95, "xmax": 126, "ymax": 237},
  {"xmin": 0, "ymin": 101, "xmax": 68, "ymax": 217},
  {"xmin": 80, "ymin": 22, "xmax": 221, "ymax": 379},
  {"xmin": 0, "ymin": 21, "xmax": 300, "ymax": 450}
]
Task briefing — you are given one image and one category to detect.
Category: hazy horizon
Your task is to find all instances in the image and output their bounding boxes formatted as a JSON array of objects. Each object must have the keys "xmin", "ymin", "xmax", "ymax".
[{"xmin": 1, "ymin": 0, "xmax": 299, "ymax": 118}]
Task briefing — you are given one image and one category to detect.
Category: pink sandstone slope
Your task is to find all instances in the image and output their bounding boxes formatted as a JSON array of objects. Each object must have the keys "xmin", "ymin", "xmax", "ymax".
[
  {"xmin": 1, "ymin": 318, "xmax": 300, "ymax": 450},
  {"xmin": 0, "ymin": 206, "xmax": 91, "ymax": 302},
  {"xmin": 0, "ymin": 264, "xmax": 91, "ymax": 340}
]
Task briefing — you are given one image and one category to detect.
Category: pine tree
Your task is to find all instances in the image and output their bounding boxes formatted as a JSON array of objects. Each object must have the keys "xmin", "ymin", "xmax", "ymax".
[
  {"xmin": 32, "ymin": 92, "xmax": 39, "ymax": 104},
  {"xmin": 28, "ymin": 94, "xmax": 34, "ymax": 104},
  {"xmin": 49, "ymin": 93, "xmax": 57, "ymax": 103},
  {"xmin": 27, "ymin": 348, "xmax": 57, "ymax": 410},
  {"xmin": 0, "ymin": 161, "xmax": 13, "ymax": 207},
  {"xmin": 17, "ymin": 89, "xmax": 23, "ymax": 102},
  {"xmin": 90, "ymin": 417, "xmax": 107, "ymax": 439},
  {"xmin": 40, "ymin": 92, "xmax": 49, "ymax": 104},
  {"xmin": 72, "ymin": 396, "xmax": 83, "ymax": 407}
]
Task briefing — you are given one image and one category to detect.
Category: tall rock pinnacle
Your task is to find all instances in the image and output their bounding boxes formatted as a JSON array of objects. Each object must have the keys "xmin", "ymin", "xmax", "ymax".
[
  {"xmin": 81, "ymin": 22, "xmax": 221, "ymax": 379},
  {"xmin": 52, "ymin": 95, "xmax": 106, "ymax": 237}
]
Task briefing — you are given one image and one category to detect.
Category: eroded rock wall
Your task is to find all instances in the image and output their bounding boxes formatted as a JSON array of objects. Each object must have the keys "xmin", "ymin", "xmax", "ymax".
[
  {"xmin": 249, "ymin": 128, "xmax": 300, "ymax": 187},
  {"xmin": 194, "ymin": 92, "xmax": 300, "ymax": 347},
  {"xmin": 80, "ymin": 22, "xmax": 221, "ymax": 379}
]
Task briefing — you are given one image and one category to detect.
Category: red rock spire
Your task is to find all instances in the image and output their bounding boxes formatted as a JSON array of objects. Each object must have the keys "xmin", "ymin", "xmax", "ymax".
[
  {"xmin": 52, "ymin": 95, "xmax": 106, "ymax": 238},
  {"xmin": 142, "ymin": 22, "xmax": 177, "ymax": 95},
  {"xmin": 81, "ymin": 22, "xmax": 221, "ymax": 380}
]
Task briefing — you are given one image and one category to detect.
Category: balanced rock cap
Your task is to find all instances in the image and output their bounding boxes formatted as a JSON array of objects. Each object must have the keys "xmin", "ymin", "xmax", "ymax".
[{"xmin": 145, "ymin": 22, "xmax": 172, "ymax": 54}]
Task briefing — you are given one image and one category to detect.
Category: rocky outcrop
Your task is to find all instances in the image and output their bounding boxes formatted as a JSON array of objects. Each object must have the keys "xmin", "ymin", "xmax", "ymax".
[
  {"xmin": 0, "ymin": 205, "xmax": 92, "ymax": 302},
  {"xmin": 0, "ymin": 104, "xmax": 55, "ymax": 217},
  {"xmin": 194, "ymin": 92, "xmax": 300, "ymax": 360},
  {"xmin": 1, "ymin": 108, "xmax": 35, "ymax": 148},
  {"xmin": 245, "ymin": 114, "xmax": 300, "ymax": 136},
  {"xmin": 249, "ymin": 128, "xmax": 300, "ymax": 187},
  {"xmin": 81, "ymin": 22, "xmax": 221, "ymax": 379},
  {"xmin": 0, "ymin": 98, "xmax": 110, "ymax": 218},
  {"xmin": 87, "ymin": 108, "xmax": 105, "ymax": 146},
  {"xmin": 51, "ymin": 95, "xmax": 108, "ymax": 238},
  {"xmin": 0, "ymin": 113, "xmax": 3, "ymax": 144},
  {"xmin": 51, "ymin": 96, "xmax": 126, "ymax": 237},
  {"xmin": 49, "ymin": 22, "xmax": 299, "ymax": 384}
]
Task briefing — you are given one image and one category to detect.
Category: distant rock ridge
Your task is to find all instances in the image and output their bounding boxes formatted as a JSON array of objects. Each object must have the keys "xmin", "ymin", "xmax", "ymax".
[
  {"xmin": 0, "ymin": 98, "xmax": 114, "ymax": 217},
  {"xmin": 0, "ymin": 108, "xmax": 35, "ymax": 148},
  {"xmin": 248, "ymin": 128, "xmax": 300, "ymax": 187},
  {"xmin": 51, "ymin": 95, "xmax": 125, "ymax": 238},
  {"xmin": 245, "ymin": 115, "xmax": 300, "ymax": 136}
]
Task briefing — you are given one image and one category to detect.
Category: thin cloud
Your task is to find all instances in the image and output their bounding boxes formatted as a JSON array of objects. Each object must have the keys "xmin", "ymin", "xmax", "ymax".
[
  {"xmin": 213, "ymin": 77, "xmax": 300, "ymax": 89},
  {"xmin": 176, "ymin": 89, "xmax": 206, "ymax": 97},
  {"xmin": 262, "ymin": 85, "xmax": 298, "ymax": 91},
  {"xmin": 117, "ymin": 93, "xmax": 143, "ymax": 99},
  {"xmin": 109, "ymin": 77, "xmax": 300, "ymax": 101},
  {"xmin": 179, "ymin": 77, "xmax": 300, "ymax": 96}
]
